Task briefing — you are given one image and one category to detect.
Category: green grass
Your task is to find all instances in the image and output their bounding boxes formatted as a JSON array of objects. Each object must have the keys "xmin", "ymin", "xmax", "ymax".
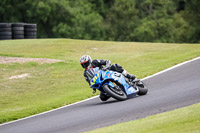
[
  {"xmin": 86, "ymin": 103, "xmax": 200, "ymax": 133},
  {"xmin": 0, "ymin": 39, "xmax": 200, "ymax": 124}
]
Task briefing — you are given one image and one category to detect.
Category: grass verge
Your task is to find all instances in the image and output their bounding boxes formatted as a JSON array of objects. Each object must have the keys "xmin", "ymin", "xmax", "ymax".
[
  {"xmin": 0, "ymin": 39, "xmax": 200, "ymax": 124},
  {"xmin": 86, "ymin": 103, "xmax": 200, "ymax": 133}
]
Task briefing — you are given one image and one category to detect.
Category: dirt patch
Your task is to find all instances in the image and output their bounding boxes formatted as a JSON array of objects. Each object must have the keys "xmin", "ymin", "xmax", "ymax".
[
  {"xmin": 9, "ymin": 73, "xmax": 29, "ymax": 80},
  {"xmin": 0, "ymin": 56, "xmax": 64, "ymax": 64},
  {"xmin": 91, "ymin": 48, "xmax": 98, "ymax": 50}
]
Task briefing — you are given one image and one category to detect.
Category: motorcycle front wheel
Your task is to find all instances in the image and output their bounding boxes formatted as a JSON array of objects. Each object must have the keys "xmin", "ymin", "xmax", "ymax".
[{"xmin": 103, "ymin": 84, "xmax": 127, "ymax": 101}]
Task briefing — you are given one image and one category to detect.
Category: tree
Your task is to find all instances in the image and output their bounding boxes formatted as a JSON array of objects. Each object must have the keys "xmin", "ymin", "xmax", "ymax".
[
  {"xmin": 0, "ymin": 0, "xmax": 199, "ymax": 43},
  {"xmin": 103, "ymin": 0, "xmax": 138, "ymax": 41},
  {"xmin": 133, "ymin": 0, "xmax": 190, "ymax": 43},
  {"xmin": 181, "ymin": 0, "xmax": 200, "ymax": 42}
]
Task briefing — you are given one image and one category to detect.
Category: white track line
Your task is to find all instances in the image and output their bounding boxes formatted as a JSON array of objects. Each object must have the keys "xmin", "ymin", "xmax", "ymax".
[
  {"xmin": 0, "ymin": 96, "xmax": 99, "ymax": 126},
  {"xmin": 142, "ymin": 56, "xmax": 200, "ymax": 81},
  {"xmin": 1, "ymin": 56, "xmax": 200, "ymax": 126}
]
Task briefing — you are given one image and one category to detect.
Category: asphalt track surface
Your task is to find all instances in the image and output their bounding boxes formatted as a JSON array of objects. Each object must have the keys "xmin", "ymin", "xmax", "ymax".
[{"xmin": 0, "ymin": 57, "xmax": 200, "ymax": 133}]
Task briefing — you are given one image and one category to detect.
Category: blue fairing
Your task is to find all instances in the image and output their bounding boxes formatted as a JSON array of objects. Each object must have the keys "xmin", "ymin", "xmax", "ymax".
[{"xmin": 90, "ymin": 67, "xmax": 137, "ymax": 96}]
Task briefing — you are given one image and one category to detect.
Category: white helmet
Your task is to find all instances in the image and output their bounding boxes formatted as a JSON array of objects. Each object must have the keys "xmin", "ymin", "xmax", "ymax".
[{"xmin": 80, "ymin": 55, "xmax": 92, "ymax": 68}]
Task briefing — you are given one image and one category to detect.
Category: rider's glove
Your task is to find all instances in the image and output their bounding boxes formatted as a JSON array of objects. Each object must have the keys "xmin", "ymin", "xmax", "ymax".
[
  {"xmin": 105, "ymin": 60, "xmax": 111, "ymax": 68},
  {"xmin": 102, "ymin": 60, "xmax": 111, "ymax": 71}
]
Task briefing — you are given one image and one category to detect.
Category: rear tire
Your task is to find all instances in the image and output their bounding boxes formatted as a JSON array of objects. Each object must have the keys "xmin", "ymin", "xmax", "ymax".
[
  {"xmin": 103, "ymin": 84, "xmax": 127, "ymax": 101},
  {"xmin": 137, "ymin": 81, "xmax": 148, "ymax": 95}
]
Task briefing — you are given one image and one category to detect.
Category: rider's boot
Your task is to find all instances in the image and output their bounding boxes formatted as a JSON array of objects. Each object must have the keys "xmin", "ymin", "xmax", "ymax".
[{"xmin": 122, "ymin": 70, "xmax": 136, "ymax": 80}]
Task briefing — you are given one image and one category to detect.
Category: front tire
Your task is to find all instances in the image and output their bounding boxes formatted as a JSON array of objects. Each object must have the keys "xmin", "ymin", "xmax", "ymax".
[
  {"xmin": 137, "ymin": 81, "xmax": 148, "ymax": 95},
  {"xmin": 103, "ymin": 84, "xmax": 127, "ymax": 101}
]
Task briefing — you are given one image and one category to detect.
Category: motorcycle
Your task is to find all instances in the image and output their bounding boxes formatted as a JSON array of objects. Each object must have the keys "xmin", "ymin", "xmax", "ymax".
[{"xmin": 88, "ymin": 67, "xmax": 148, "ymax": 101}]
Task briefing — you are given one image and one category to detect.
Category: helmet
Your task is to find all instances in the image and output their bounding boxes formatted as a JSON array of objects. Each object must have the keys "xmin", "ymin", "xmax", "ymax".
[{"xmin": 80, "ymin": 55, "xmax": 92, "ymax": 68}]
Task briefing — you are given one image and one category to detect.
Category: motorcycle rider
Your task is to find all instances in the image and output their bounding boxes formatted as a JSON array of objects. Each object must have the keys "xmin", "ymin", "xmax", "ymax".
[{"xmin": 80, "ymin": 55, "xmax": 136, "ymax": 101}]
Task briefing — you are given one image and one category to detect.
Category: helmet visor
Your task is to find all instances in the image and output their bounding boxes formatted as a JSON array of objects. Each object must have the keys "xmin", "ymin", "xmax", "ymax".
[{"xmin": 81, "ymin": 61, "xmax": 90, "ymax": 68}]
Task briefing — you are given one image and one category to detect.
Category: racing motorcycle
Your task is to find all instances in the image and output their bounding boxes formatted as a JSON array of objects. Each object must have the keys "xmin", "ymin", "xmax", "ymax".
[{"xmin": 87, "ymin": 67, "xmax": 148, "ymax": 101}]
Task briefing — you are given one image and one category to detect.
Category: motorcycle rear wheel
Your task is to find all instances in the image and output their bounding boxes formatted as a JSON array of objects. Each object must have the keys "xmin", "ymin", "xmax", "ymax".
[
  {"xmin": 103, "ymin": 84, "xmax": 127, "ymax": 101},
  {"xmin": 137, "ymin": 81, "xmax": 148, "ymax": 95}
]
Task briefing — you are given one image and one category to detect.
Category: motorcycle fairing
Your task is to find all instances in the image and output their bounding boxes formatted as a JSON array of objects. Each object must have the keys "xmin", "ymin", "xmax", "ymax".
[{"xmin": 90, "ymin": 67, "xmax": 137, "ymax": 96}]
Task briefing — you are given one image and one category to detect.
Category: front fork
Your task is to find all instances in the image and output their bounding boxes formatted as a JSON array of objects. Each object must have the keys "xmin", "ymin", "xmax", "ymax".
[{"xmin": 92, "ymin": 81, "xmax": 116, "ymax": 94}]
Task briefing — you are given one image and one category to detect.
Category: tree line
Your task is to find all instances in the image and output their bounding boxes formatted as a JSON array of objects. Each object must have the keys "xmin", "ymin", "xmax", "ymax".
[{"xmin": 0, "ymin": 0, "xmax": 199, "ymax": 43}]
